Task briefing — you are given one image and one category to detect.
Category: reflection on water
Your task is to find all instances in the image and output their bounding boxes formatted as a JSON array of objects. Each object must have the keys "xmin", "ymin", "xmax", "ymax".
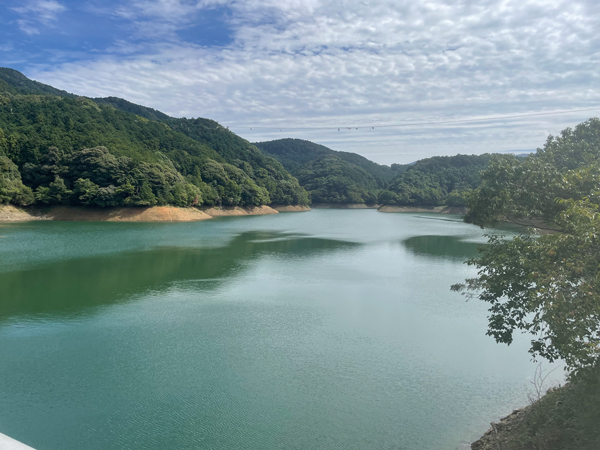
[
  {"xmin": 402, "ymin": 235, "xmax": 484, "ymax": 261},
  {"xmin": 0, "ymin": 231, "xmax": 358, "ymax": 321},
  {"xmin": 0, "ymin": 211, "xmax": 562, "ymax": 450}
]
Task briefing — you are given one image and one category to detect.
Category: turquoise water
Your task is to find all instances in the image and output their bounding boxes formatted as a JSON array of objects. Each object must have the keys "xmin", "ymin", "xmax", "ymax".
[{"xmin": 0, "ymin": 210, "xmax": 561, "ymax": 450}]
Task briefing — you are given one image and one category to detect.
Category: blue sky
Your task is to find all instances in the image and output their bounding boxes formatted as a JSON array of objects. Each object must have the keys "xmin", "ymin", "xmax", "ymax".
[{"xmin": 2, "ymin": 0, "xmax": 600, "ymax": 164}]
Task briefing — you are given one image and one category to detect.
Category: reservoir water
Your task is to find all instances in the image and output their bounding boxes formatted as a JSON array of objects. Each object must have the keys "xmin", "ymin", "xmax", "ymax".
[{"xmin": 0, "ymin": 210, "xmax": 562, "ymax": 450}]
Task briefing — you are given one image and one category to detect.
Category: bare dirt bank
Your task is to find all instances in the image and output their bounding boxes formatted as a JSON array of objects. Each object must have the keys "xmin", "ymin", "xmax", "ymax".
[
  {"xmin": 0, "ymin": 204, "xmax": 314, "ymax": 222},
  {"xmin": 0, "ymin": 205, "xmax": 47, "ymax": 222},
  {"xmin": 272, "ymin": 205, "xmax": 311, "ymax": 212},
  {"xmin": 0, "ymin": 205, "xmax": 214, "ymax": 222},
  {"xmin": 312, "ymin": 203, "xmax": 379, "ymax": 209},
  {"xmin": 52, "ymin": 206, "xmax": 214, "ymax": 222},
  {"xmin": 201, "ymin": 205, "xmax": 279, "ymax": 217},
  {"xmin": 378, "ymin": 205, "xmax": 467, "ymax": 214}
]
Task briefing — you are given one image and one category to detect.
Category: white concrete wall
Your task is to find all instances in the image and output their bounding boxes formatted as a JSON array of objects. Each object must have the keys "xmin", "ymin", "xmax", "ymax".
[{"xmin": 0, "ymin": 434, "xmax": 36, "ymax": 450}]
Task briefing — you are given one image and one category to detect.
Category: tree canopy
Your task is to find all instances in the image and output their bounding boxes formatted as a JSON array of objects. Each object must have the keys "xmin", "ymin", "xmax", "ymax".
[
  {"xmin": 384, "ymin": 154, "xmax": 491, "ymax": 206},
  {"xmin": 255, "ymin": 138, "xmax": 396, "ymax": 203},
  {"xmin": 0, "ymin": 68, "xmax": 308, "ymax": 208},
  {"xmin": 453, "ymin": 118, "xmax": 600, "ymax": 377},
  {"xmin": 295, "ymin": 155, "xmax": 379, "ymax": 204}
]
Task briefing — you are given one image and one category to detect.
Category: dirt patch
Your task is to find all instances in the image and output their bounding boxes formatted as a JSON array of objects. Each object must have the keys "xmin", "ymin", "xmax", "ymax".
[
  {"xmin": 202, "ymin": 205, "xmax": 279, "ymax": 217},
  {"xmin": 0, "ymin": 205, "xmax": 213, "ymax": 222},
  {"xmin": 51, "ymin": 206, "xmax": 213, "ymax": 222},
  {"xmin": 378, "ymin": 205, "xmax": 467, "ymax": 214},
  {"xmin": 272, "ymin": 205, "xmax": 311, "ymax": 212},
  {"xmin": 0, "ymin": 204, "xmax": 48, "ymax": 222}
]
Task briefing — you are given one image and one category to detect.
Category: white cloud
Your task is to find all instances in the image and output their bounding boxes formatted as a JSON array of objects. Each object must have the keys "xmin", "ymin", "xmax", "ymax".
[
  {"xmin": 13, "ymin": 0, "xmax": 66, "ymax": 22},
  {"xmin": 15, "ymin": 19, "xmax": 41, "ymax": 35},
  {"xmin": 12, "ymin": 0, "xmax": 66, "ymax": 34},
  {"xmin": 28, "ymin": 0, "xmax": 600, "ymax": 164}
]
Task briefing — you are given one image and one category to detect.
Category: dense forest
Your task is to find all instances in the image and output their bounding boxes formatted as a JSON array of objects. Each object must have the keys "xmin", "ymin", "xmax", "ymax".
[
  {"xmin": 257, "ymin": 138, "xmax": 491, "ymax": 206},
  {"xmin": 0, "ymin": 68, "xmax": 308, "ymax": 208},
  {"xmin": 255, "ymin": 138, "xmax": 397, "ymax": 204},
  {"xmin": 383, "ymin": 154, "xmax": 491, "ymax": 206},
  {"xmin": 0, "ymin": 67, "xmax": 494, "ymax": 209}
]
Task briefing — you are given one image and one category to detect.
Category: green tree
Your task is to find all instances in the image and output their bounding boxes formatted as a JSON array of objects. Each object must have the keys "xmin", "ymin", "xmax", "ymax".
[
  {"xmin": 453, "ymin": 118, "xmax": 600, "ymax": 377},
  {"xmin": 0, "ymin": 153, "xmax": 34, "ymax": 205}
]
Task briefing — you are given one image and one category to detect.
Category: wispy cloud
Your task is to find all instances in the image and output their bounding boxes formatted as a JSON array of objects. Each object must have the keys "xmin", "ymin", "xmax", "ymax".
[
  {"xmin": 24, "ymin": 0, "xmax": 600, "ymax": 163},
  {"xmin": 12, "ymin": 0, "xmax": 67, "ymax": 34}
]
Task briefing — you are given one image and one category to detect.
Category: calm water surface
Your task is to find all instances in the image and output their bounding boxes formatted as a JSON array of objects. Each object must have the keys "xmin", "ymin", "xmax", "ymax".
[{"xmin": 0, "ymin": 210, "xmax": 561, "ymax": 450}]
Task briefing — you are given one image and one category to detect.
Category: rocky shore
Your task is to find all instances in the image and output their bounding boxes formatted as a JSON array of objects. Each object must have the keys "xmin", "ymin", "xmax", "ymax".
[{"xmin": 471, "ymin": 380, "xmax": 599, "ymax": 450}]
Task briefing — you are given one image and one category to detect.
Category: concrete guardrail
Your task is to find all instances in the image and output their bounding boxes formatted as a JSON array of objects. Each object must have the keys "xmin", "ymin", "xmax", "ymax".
[{"xmin": 0, "ymin": 433, "xmax": 36, "ymax": 450}]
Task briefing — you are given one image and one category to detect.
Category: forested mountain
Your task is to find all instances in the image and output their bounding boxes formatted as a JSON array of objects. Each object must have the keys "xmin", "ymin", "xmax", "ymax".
[
  {"xmin": 255, "ymin": 138, "xmax": 403, "ymax": 204},
  {"xmin": 93, "ymin": 97, "xmax": 171, "ymax": 122},
  {"xmin": 256, "ymin": 138, "xmax": 490, "ymax": 206},
  {"xmin": 295, "ymin": 155, "xmax": 380, "ymax": 204},
  {"xmin": 0, "ymin": 67, "xmax": 75, "ymax": 98},
  {"xmin": 0, "ymin": 68, "xmax": 308, "ymax": 208},
  {"xmin": 255, "ymin": 138, "xmax": 396, "ymax": 183},
  {"xmin": 0, "ymin": 68, "xmax": 492, "ymax": 209},
  {"xmin": 382, "ymin": 154, "xmax": 491, "ymax": 206}
]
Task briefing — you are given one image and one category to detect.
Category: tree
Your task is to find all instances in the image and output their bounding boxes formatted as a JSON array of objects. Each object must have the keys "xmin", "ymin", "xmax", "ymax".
[
  {"xmin": 453, "ymin": 118, "xmax": 600, "ymax": 377},
  {"xmin": 0, "ymin": 153, "xmax": 34, "ymax": 205}
]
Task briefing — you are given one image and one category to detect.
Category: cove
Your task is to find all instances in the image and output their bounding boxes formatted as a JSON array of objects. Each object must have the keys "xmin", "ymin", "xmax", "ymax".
[{"xmin": 0, "ymin": 209, "xmax": 562, "ymax": 450}]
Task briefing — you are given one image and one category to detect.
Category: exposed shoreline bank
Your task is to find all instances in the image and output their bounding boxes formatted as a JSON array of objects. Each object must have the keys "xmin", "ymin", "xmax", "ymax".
[
  {"xmin": 0, "ymin": 203, "xmax": 470, "ymax": 222},
  {"xmin": 0, "ymin": 204, "xmax": 310, "ymax": 223},
  {"xmin": 312, "ymin": 203, "xmax": 379, "ymax": 209},
  {"xmin": 378, "ymin": 205, "xmax": 467, "ymax": 214}
]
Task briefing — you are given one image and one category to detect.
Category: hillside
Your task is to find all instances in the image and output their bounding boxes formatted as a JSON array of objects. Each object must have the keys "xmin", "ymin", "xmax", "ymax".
[
  {"xmin": 255, "ymin": 138, "xmax": 397, "ymax": 184},
  {"xmin": 255, "ymin": 138, "xmax": 490, "ymax": 206},
  {"xmin": 255, "ymin": 138, "xmax": 403, "ymax": 204},
  {"xmin": 382, "ymin": 154, "xmax": 491, "ymax": 206},
  {"xmin": 0, "ymin": 68, "xmax": 308, "ymax": 209}
]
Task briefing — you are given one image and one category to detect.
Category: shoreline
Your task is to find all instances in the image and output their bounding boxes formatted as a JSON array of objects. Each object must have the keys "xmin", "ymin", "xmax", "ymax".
[
  {"xmin": 378, "ymin": 205, "xmax": 467, "ymax": 214},
  {"xmin": 0, "ymin": 203, "xmax": 468, "ymax": 223},
  {"xmin": 311, "ymin": 203, "xmax": 379, "ymax": 209},
  {"xmin": 0, "ymin": 204, "xmax": 310, "ymax": 223}
]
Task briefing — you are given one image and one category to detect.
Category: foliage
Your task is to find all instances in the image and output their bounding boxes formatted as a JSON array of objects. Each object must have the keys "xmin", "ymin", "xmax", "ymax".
[
  {"xmin": 454, "ymin": 118, "xmax": 600, "ymax": 377},
  {"xmin": 93, "ymin": 97, "xmax": 171, "ymax": 122},
  {"xmin": 0, "ymin": 67, "xmax": 74, "ymax": 98},
  {"xmin": 166, "ymin": 119, "xmax": 308, "ymax": 205},
  {"xmin": 295, "ymin": 155, "xmax": 379, "ymax": 204},
  {"xmin": 0, "ymin": 68, "xmax": 309, "ymax": 208},
  {"xmin": 255, "ymin": 138, "xmax": 394, "ymax": 203},
  {"xmin": 387, "ymin": 154, "xmax": 490, "ymax": 206},
  {"xmin": 0, "ymin": 128, "xmax": 33, "ymax": 205},
  {"xmin": 465, "ymin": 120, "xmax": 600, "ymax": 228},
  {"xmin": 255, "ymin": 138, "xmax": 395, "ymax": 184},
  {"xmin": 0, "ymin": 155, "xmax": 34, "ymax": 205}
]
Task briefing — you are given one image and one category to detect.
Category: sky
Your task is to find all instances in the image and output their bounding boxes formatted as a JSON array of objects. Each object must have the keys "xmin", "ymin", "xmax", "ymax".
[{"xmin": 1, "ymin": 0, "xmax": 600, "ymax": 164}]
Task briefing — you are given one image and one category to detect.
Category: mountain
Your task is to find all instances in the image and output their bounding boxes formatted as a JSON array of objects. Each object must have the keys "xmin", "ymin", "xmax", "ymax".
[
  {"xmin": 254, "ymin": 138, "xmax": 490, "ymax": 206},
  {"xmin": 255, "ymin": 138, "xmax": 397, "ymax": 183},
  {"xmin": 254, "ymin": 138, "xmax": 403, "ymax": 204},
  {"xmin": 384, "ymin": 154, "xmax": 492, "ymax": 206},
  {"xmin": 0, "ymin": 68, "xmax": 308, "ymax": 208},
  {"xmin": 0, "ymin": 67, "xmax": 75, "ymax": 98}
]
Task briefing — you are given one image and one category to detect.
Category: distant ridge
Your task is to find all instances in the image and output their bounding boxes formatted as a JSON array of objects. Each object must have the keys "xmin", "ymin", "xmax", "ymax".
[
  {"xmin": 254, "ymin": 138, "xmax": 402, "ymax": 204},
  {"xmin": 255, "ymin": 138, "xmax": 396, "ymax": 183}
]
